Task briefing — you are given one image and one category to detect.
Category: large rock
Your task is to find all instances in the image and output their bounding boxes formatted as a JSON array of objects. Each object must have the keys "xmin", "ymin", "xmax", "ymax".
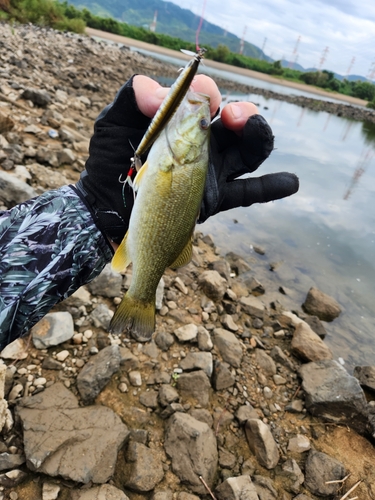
[
  {"xmin": 245, "ymin": 419, "xmax": 279, "ymax": 469},
  {"xmin": 302, "ymin": 287, "xmax": 341, "ymax": 321},
  {"xmin": 291, "ymin": 322, "xmax": 333, "ymax": 362},
  {"xmin": 31, "ymin": 312, "xmax": 74, "ymax": 349},
  {"xmin": 76, "ymin": 345, "xmax": 121, "ymax": 404},
  {"xmin": 353, "ymin": 365, "xmax": 375, "ymax": 391},
  {"xmin": 164, "ymin": 412, "xmax": 218, "ymax": 494},
  {"xmin": 299, "ymin": 360, "xmax": 369, "ymax": 434},
  {"xmin": 0, "ymin": 170, "xmax": 36, "ymax": 206},
  {"xmin": 16, "ymin": 383, "xmax": 129, "ymax": 483},
  {"xmin": 212, "ymin": 328, "xmax": 243, "ymax": 368},
  {"xmin": 304, "ymin": 449, "xmax": 346, "ymax": 496},
  {"xmin": 176, "ymin": 370, "xmax": 211, "ymax": 407},
  {"xmin": 198, "ymin": 270, "xmax": 228, "ymax": 301},
  {"xmin": 179, "ymin": 352, "xmax": 213, "ymax": 377},
  {"xmin": 123, "ymin": 441, "xmax": 164, "ymax": 492}
]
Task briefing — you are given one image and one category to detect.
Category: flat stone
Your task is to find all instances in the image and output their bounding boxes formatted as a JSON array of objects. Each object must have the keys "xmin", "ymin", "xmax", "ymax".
[
  {"xmin": 212, "ymin": 328, "xmax": 243, "ymax": 368},
  {"xmin": 197, "ymin": 326, "xmax": 213, "ymax": 351},
  {"xmin": 304, "ymin": 449, "xmax": 346, "ymax": 496},
  {"xmin": 124, "ymin": 441, "xmax": 164, "ymax": 492},
  {"xmin": 287, "ymin": 434, "xmax": 311, "ymax": 453},
  {"xmin": 16, "ymin": 382, "xmax": 129, "ymax": 483},
  {"xmin": 235, "ymin": 405, "xmax": 259, "ymax": 425},
  {"xmin": 31, "ymin": 312, "xmax": 74, "ymax": 349},
  {"xmin": 255, "ymin": 349, "xmax": 277, "ymax": 376},
  {"xmin": 71, "ymin": 484, "xmax": 130, "ymax": 500},
  {"xmin": 164, "ymin": 412, "xmax": 218, "ymax": 494},
  {"xmin": 139, "ymin": 390, "xmax": 158, "ymax": 409},
  {"xmin": 176, "ymin": 370, "xmax": 211, "ymax": 407},
  {"xmin": 179, "ymin": 352, "xmax": 213, "ymax": 377},
  {"xmin": 76, "ymin": 345, "xmax": 121, "ymax": 404},
  {"xmin": 197, "ymin": 270, "xmax": 228, "ymax": 301},
  {"xmin": 215, "ymin": 475, "xmax": 259, "ymax": 500},
  {"xmin": 174, "ymin": 324, "xmax": 198, "ymax": 342},
  {"xmin": 239, "ymin": 296, "xmax": 265, "ymax": 318},
  {"xmin": 212, "ymin": 361, "xmax": 235, "ymax": 391}
]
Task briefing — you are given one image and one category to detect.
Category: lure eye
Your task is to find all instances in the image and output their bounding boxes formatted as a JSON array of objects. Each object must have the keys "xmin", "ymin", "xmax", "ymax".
[{"xmin": 200, "ymin": 118, "xmax": 210, "ymax": 130}]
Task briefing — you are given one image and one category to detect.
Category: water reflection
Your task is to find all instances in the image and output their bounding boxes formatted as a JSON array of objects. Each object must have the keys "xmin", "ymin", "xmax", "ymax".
[{"xmin": 201, "ymin": 94, "xmax": 375, "ymax": 369}]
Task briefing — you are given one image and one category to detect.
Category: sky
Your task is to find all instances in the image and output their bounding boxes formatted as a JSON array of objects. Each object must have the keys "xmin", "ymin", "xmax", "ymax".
[{"xmin": 170, "ymin": 0, "xmax": 375, "ymax": 78}]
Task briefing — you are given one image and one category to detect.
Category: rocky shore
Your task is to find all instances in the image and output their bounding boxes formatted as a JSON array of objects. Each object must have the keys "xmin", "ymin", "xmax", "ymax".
[{"xmin": 1, "ymin": 22, "xmax": 375, "ymax": 500}]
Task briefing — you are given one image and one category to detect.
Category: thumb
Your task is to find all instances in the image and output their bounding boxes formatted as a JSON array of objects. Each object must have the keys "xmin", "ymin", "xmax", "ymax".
[{"xmin": 219, "ymin": 172, "xmax": 299, "ymax": 212}]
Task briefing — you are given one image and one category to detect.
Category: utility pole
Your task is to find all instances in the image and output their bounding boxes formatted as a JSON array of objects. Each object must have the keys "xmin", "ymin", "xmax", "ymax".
[
  {"xmin": 289, "ymin": 35, "xmax": 301, "ymax": 69},
  {"xmin": 239, "ymin": 26, "xmax": 247, "ymax": 55}
]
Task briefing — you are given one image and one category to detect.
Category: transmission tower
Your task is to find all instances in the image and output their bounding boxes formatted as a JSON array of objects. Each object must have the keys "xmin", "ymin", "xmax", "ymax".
[
  {"xmin": 345, "ymin": 56, "xmax": 355, "ymax": 78},
  {"xmin": 260, "ymin": 37, "xmax": 267, "ymax": 60},
  {"xmin": 289, "ymin": 35, "xmax": 301, "ymax": 69},
  {"xmin": 150, "ymin": 10, "xmax": 157, "ymax": 32},
  {"xmin": 367, "ymin": 61, "xmax": 375, "ymax": 81},
  {"xmin": 239, "ymin": 26, "xmax": 247, "ymax": 55},
  {"xmin": 318, "ymin": 46, "xmax": 329, "ymax": 70}
]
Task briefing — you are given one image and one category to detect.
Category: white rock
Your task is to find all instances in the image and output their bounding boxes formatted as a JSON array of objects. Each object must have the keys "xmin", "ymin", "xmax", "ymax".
[
  {"xmin": 1, "ymin": 339, "xmax": 28, "ymax": 360},
  {"xmin": 56, "ymin": 350, "xmax": 70, "ymax": 362}
]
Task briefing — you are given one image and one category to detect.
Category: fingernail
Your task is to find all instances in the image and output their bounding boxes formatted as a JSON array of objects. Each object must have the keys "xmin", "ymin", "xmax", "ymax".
[{"xmin": 231, "ymin": 104, "xmax": 243, "ymax": 119}]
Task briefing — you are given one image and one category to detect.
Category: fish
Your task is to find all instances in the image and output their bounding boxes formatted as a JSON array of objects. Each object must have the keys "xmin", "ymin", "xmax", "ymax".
[
  {"xmin": 109, "ymin": 90, "xmax": 211, "ymax": 341},
  {"xmin": 132, "ymin": 48, "xmax": 206, "ymax": 171}
]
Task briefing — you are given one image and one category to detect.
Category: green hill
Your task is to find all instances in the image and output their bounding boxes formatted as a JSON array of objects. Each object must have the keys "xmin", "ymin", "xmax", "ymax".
[{"xmin": 67, "ymin": 0, "xmax": 270, "ymax": 60}]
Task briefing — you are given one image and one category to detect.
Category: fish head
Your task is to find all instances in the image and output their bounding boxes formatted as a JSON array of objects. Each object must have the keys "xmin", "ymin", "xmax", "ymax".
[{"xmin": 165, "ymin": 91, "xmax": 211, "ymax": 166}]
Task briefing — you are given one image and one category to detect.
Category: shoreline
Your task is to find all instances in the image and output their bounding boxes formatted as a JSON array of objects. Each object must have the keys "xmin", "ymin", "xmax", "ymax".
[{"xmin": 86, "ymin": 27, "xmax": 368, "ymax": 108}]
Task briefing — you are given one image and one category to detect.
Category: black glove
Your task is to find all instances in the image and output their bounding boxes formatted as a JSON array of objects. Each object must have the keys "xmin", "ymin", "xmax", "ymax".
[{"xmin": 199, "ymin": 113, "xmax": 299, "ymax": 222}]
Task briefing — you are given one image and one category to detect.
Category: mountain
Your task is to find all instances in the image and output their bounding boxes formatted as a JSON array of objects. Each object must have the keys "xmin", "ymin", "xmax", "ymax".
[
  {"xmin": 67, "ymin": 0, "xmax": 271, "ymax": 60},
  {"xmin": 280, "ymin": 61, "xmax": 373, "ymax": 83}
]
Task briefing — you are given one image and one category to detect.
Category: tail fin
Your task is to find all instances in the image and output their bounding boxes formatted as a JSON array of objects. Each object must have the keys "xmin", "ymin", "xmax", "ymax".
[{"xmin": 109, "ymin": 293, "xmax": 155, "ymax": 342}]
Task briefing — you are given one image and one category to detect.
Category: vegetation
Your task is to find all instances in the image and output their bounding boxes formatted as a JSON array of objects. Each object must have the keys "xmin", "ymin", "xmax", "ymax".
[{"xmin": 1, "ymin": 0, "xmax": 375, "ymax": 104}]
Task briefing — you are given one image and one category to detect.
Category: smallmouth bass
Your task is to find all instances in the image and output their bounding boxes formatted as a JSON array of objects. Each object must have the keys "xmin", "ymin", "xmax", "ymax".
[{"xmin": 110, "ymin": 91, "xmax": 211, "ymax": 340}]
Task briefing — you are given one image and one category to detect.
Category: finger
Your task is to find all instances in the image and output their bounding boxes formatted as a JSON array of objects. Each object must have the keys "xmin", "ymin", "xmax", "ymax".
[
  {"xmin": 221, "ymin": 102, "xmax": 259, "ymax": 133},
  {"xmin": 219, "ymin": 172, "xmax": 299, "ymax": 212},
  {"xmin": 133, "ymin": 74, "xmax": 222, "ymax": 119}
]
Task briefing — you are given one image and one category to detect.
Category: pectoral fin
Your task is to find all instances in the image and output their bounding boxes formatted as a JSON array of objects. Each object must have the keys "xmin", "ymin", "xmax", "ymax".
[
  {"xmin": 111, "ymin": 231, "xmax": 131, "ymax": 272},
  {"xmin": 133, "ymin": 160, "xmax": 149, "ymax": 193},
  {"xmin": 169, "ymin": 237, "xmax": 193, "ymax": 269}
]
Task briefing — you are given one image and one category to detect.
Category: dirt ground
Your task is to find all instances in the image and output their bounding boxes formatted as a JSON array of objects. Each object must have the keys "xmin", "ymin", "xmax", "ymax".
[{"xmin": 85, "ymin": 27, "xmax": 368, "ymax": 108}]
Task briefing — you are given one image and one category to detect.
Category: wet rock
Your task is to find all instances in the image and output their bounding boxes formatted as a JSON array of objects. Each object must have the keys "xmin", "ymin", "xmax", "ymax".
[
  {"xmin": 0, "ymin": 170, "xmax": 37, "ymax": 206},
  {"xmin": 71, "ymin": 484, "xmax": 130, "ymax": 499},
  {"xmin": 215, "ymin": 475, "xmax": 259, "ymax": 500},
  {"xmin": 31, "ymin": 311, "xmax": 74, "ymax": 349},
  {"xmin": 302, "ymin": 286, "xmax": 341, "ymax": 321},
  {"xmin": 353, "ymin": 365, "xmax": 375, "ymax": 391},
  {"xmin": 212, "ymin": 361, "xmax": 235, "ymax": 391},
  {"xmin": 304, "ymin": 449, "xmax": 346, "ymax": 496},
  {"xmin": 291, "ymin": 322, "xmax": 333, "ymax": 362},
  {"xmin": 176, "ymin": 370, "xmax": 211, "ymax": 407},
  {"xmin": 303, "ymin": 315, "xmax": 327, "ymax": 339},
  {"xmin": 179, "ymin": 352, "xmax": 213, "ymax": 377},
  {"xmin": 76, "ymin": 345, "xmax": 121, "ymax": 404},
  {"xmin": 212, "ymin": 328, "xmax": 243, "ymax": 368},
  {"xmin": 209, "ymin": 259, "xmax": 232, "ymax": 281},
  {"xmin": 87, "ymin": 264, "xmax": 123, "ymax": 298},
  {"xmin": 198, "ymin": 270, "xmax": 228, "ymax": 301},
  {"xmin": 164, "ymin": 412, "xmax": 218, "ymax": 494},
  {"xmin": 245, "ymin": 419, "xmax": 280, "ymax": 469},
  {"xmin": 16, "ymin": 382, "xmax": 129, "ymax": 483},
  {"xmin": 299, "ymin": 360, "xmax": 369, "ymax": 434},
  {"xmin": 226, "ymin": 252, "xmax": 251, "ymax": 274},
  {"xmin": 123, "ymin": 441, "xmax": 164, "ymax": 492}
]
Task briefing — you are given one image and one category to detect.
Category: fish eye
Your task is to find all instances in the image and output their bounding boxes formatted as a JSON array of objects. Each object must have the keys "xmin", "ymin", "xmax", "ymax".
[{"xmin": 200, "ymin": 118, "xmax": 210, "ymax": 130}]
